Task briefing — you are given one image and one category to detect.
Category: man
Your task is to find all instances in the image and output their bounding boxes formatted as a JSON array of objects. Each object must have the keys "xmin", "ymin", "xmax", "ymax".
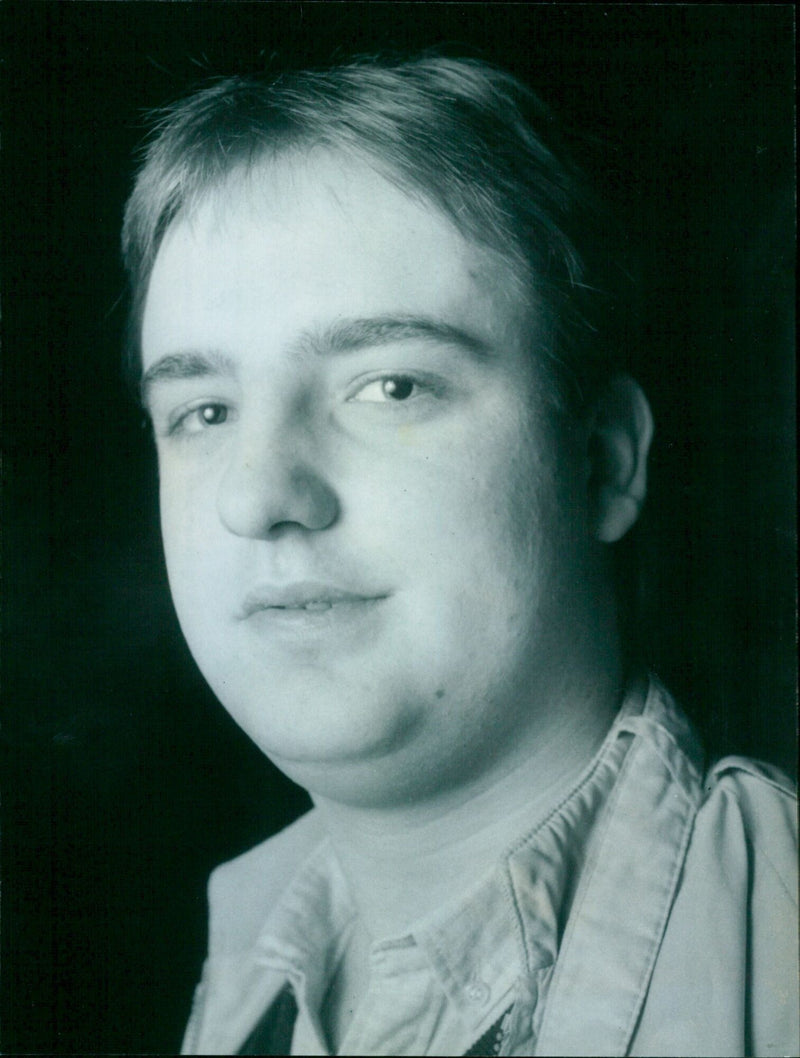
[{"xmin": 122, "ymin": 54, "xmax": 797, "ymax": 1056}]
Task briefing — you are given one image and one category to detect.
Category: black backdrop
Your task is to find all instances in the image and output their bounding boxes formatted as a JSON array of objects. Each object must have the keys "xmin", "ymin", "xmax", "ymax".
[{"xmin": 2, "ymin": 4, "xmax": 795, "ymax": 1053}]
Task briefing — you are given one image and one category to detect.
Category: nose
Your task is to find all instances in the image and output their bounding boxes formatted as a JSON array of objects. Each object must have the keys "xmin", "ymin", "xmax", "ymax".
[{"xmin": 216, "ymin": 422, "xmax": 339, "ymax": 539}]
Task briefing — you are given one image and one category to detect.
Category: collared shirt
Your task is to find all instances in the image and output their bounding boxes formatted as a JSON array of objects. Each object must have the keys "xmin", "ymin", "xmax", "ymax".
[{"xmin": 182, "ymin": 676, "xmax": 798, "ymax": 1056}]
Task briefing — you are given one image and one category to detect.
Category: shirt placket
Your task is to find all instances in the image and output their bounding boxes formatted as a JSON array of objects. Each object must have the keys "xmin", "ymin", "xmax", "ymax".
[{"xmin": 339, "ymin": 940, "xmax": 444, "ymax": 1056}]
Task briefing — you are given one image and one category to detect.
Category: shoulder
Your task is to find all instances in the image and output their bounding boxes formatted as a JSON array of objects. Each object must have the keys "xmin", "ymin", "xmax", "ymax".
[
  {"xmin": 207, "ymin": 808, "xmax": 327, "ymax": 954},
  {"xmin": 704, "ymin": 752, "xmax": 796, "ymax": 803},
  {"xmin": 635, "ymin": 674, "xmax": 797, "ymax": 916},
  {"xmin": 694, "ymin": 754, "xmax": 797, "ymax": 901},
  {"xmin": 638, "ymin": 675, "xmax": 796, "ymax": 892},
  {"xmin": 634, "ymin": 755, "xmax": 798, "ymax": 1056}
]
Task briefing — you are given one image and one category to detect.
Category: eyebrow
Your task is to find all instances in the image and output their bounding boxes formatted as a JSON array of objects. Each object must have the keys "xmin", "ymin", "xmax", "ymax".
[
  {"xmin": 140, "ymin": 314, "xmax": 493, "ymax": 404},
  {"xmin": 140, "ymin": 350, "xmax": 237, "ymax": 405},
  {"xmin": 304, "ymin": 315, "xmax": 494, "ymax": 360}
]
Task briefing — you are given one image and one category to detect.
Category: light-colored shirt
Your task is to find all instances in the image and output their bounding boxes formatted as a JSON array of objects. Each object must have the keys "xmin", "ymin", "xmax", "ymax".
[{"xmin": 181, "ymin": 676, "xmax": 798, "ymax": 1056}]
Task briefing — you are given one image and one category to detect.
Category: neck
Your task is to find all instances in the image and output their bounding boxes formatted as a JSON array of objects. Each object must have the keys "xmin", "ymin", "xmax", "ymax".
[{"xmin": 314, "ymin": 667, "xmax": 624, "ymax": 940}]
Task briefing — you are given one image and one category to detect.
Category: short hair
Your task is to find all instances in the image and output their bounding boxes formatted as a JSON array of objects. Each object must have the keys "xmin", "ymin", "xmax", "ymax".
[{"xmin": 122, "ymin": 52, "xmax": 628, "ymax": 412}]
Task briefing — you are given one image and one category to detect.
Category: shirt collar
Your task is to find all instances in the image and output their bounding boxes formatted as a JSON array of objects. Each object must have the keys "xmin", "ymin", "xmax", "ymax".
[
  {"xmin": 250, "ymin": 676, "xmax": 653, "ymax": 1024},
  {"xmin": 253, "ymin": 838, "xmax": 356, "ymax": 1016},
  {"xmin": 417, "ymin": 675, "xmax": 649, "ymax": 1006}
]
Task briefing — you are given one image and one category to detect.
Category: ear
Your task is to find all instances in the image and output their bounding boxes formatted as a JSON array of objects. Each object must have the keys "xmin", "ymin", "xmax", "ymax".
[{"xmin": 588, "ymin": 374, "xmax": 654, "ymax": 543}]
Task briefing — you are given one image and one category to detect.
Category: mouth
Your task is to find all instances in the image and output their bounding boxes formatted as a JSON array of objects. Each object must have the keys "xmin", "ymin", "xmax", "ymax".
[{"xmin": 237, "ymin": 582, "xmax": 390, "ymax": 620}]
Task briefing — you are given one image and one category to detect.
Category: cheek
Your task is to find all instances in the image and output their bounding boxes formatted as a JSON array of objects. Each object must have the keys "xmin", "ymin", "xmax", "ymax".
[
  {"xmin": 158, "ymin": 444, "xmax": 226, "ymax": 536},
  {"xmin": 158, "ymin": 463, "xmax": 226, "ymax": 605},
  {"xmin": 368, "ymin": 416, "xmax": 557, "ymax": 601},
  {"xmin": 159, "ymin": 471, "xmax": 196, "ymax": 565},
  {"xmin": 455, "ymin": 417, "xmax": 559, "ymax": 560}
]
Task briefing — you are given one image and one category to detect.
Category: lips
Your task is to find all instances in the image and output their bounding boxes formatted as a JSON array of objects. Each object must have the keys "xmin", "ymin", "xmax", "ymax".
[{"xmin": 237, "ymin": 581, "xmax": 388, "ymax": 619}]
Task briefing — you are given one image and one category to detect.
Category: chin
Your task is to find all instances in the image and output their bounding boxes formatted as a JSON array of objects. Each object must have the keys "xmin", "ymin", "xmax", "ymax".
[
  {"xmin": 213, "ymin": 676, "xmax": 424, "ymax": 774},
  {"xmin": 272, "ymin": 748, "xmax": 435, "ymax": 810}
]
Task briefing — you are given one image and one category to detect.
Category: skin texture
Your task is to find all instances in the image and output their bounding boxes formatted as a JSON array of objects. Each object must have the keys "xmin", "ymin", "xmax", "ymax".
[{"xmin": 141, "ymin": 152, "xmax": 623, "ymax": 813}]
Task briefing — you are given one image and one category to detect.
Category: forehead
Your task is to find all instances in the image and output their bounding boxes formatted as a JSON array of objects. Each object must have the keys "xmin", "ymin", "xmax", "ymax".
[{"xmin": 141, "ymin": 151, "xmax": 534, "ymax": 370}]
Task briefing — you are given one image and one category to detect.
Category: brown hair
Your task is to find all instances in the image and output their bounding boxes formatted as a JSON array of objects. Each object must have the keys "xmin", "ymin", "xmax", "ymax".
[{"xmin": 122, "ymin": 52, "xmax": 625, "ymax": 411}]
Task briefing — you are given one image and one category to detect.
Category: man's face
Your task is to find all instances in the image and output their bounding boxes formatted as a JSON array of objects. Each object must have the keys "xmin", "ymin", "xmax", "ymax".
[{"xmin": 141, "ymin": 153, "xmax": 600, "ymax": 807}]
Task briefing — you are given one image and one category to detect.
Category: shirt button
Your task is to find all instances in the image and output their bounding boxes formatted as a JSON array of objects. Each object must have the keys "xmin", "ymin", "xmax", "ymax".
[{"xmin": 465, "ymin": 978, "xmax": 490, "ymax": 1005}]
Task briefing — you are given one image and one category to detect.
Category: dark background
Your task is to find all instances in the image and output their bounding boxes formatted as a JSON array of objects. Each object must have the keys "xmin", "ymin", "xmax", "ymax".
[{"xmin": 2, "ymin": 3, "xmax": 795, "ymax": 1053}]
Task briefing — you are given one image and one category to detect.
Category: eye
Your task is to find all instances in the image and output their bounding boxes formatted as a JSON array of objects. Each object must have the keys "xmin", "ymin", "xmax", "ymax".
[
  {"xmin": 169, "ymin": 401, "xmax": 230, "ymax": 436},
  {"xmin": 350, "ymin": 375, "xmax": 422, "ymax": 403},
  {"xmin": 196, "ymin": 403, "xmax": 228, "ymax": 426}
]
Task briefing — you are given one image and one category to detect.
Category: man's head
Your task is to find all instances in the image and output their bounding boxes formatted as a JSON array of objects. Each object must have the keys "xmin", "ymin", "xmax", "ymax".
[
  {"xmin": 124, "ymin": 54, "xmax": 625, "ymax": 413},
  {"xmin": 125, "ymin": 54, "xmax": 652, "ymax": 807}
]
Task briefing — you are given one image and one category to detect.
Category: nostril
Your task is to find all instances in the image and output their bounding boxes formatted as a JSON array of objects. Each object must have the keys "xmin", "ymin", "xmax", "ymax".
[
  {"xmin": 217, "ymin": 458, "xmax": 340, "ymax": 539},
  {"xmin": 266, "ymin": 520, "xmax": 310, "ymax": 539}
]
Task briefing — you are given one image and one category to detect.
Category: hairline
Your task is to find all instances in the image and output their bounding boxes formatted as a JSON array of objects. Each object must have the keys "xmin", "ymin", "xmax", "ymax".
[{"xmin": 131, "ymin": 141, "xmax": 565, "ymax": 410}]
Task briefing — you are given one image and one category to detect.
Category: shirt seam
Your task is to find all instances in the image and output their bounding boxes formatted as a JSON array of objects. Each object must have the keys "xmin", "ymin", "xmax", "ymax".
[
  {"xmin": 706, "ymin": 757, "xmax": 797, "ymax": 799},
  {"xmin": 621, "ymin": 771, "xmax": 698, "ymax": 1048},
  {"xmin": 502, "ymin": 743, "xmax": 615, "ymax": 972},
  {"xmin": 533, "ymin": 728, "xmax": 640, "ymax": 1045}
]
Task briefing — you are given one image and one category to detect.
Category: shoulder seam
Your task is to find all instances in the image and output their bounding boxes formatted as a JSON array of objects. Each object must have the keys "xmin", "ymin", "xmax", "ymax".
[
  {"xmin": 704, "ymin": 760, "xmax": 798, "ymax": 906},
  {"xmin": 706, "ymin": 756, "xmax": 796, "ymax": 800},
  {"xmin": 749, "ymin": 832, "xmax": 799, "ymax": 907}
]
